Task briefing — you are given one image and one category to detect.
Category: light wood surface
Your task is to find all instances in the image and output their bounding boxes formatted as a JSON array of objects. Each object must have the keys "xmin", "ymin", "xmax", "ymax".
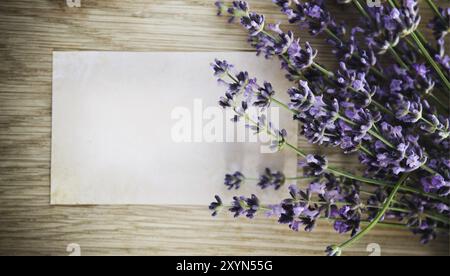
[{"xmin": 0, "ymin": 0, "xmax": 448, "ymax": 256}]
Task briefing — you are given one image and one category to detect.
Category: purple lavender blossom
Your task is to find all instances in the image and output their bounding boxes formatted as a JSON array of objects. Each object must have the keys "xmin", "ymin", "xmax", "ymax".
[
  {"xmin": 212, "ymin": 59, "xmax": 234, "ymax": 77},
  {"xmin": 223, "ymin": 0, "xmax": 249, "ymax": 22},
  {"xmin": 229, "ymin": 194, "xmax": 260, "ymax": 219},
  {"xmin": 287, "ymin": 80, "xmax": 315, "ymax": 112},
  {"xmin": 224, "ymin": 171, "xmax": 245, "ymax": 190},
  {"xmin": 428, "ymin": 7, "xmax": 449, "ymax": 44},
  {"xmin": 421, "ymin": 174, "xmax": 450, "ymax": 196},
  {"xmin": 334, "ymin": 205, "xmax": 361, "ymax": 237},
  {"xmin": 253, "ymin": 82, "xmax": 275, "ymax": 109},
  {"xmin": 241, "ymin": 12, "xmax": 265, "ymax": 36},
  {"xmin": 299, "ymin": 154, "xmax": 328, "ymax": 177},
  {"xmin": 273, "ymin": 0, "xmax": 345, "ymax": 37},
  {"xmin": 209, "ymin": 195, "xmax": 223, "ymax": 217},
  {"xmin": 288, "ymin": 41, "xmax": 318, "ymax": 71},
  {"xmin": 257, "ymin": 168, "xmax": 286, "ymax": 190}
]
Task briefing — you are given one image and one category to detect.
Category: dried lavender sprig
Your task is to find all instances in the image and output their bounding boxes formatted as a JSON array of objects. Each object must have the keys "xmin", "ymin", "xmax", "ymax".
[
  {"xmin": 219, "ymin": 171, "xmax": 450, "ymax": 224},
  {"xmin": 396, "ymin": 0, "xmax": 447, "ymax": 55},
  {"xmin": 273, "ymin": 0, "xmax": 385, "ymax": 79},
  {"xmin": 210, "ymin": 184, "xmax": 449, "ymax": 244},
  {"xmin": 426, "ymin": 3, "xmax": 449, "ymax": 73},
  {"xmin": 210, "ymin": 199, "xmax": 420, "ymax": 231},
  {"xmin": 327, "ymin": 173, "xmax": 410, "ymax": 256},
  {"xmin": 350, "ymin": 0, "xmax": 450, "ymax": 106},
  {"xmin": 351, "ymin": 0, "xmax": 449, "ymax": 94},
  {"xmin": 212, "ymin": 1, "xmax": 450, "ymax": 254},
  {"xmin": 384, "ymin": 0, "xmax": 450, "ymax": 91},
  {"xmin": 225, "ymin": 170, "xmax": 312, "ymax": 190},
  {"xmin": 214, "ymin": 61, "xmax": 448, "ymax": 202},
  {"xmin": 209, "ymin": 192, "xmax": 448, "ymax": 223},
  {"xmin": 351, "ymin": 0, "xmax": 410, "ymax": 70}
]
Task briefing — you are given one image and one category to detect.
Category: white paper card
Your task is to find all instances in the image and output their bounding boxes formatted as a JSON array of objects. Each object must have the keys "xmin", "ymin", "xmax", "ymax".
[{"xmin": 51, "ymin": 52, "xmax": 298, "ymax": 205}]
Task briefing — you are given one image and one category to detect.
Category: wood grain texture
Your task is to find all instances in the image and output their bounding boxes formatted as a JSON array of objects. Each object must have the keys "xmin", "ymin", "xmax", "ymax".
[{"xmin": 0, "ymin": 0, "xmax": 448, "ymax": 256}]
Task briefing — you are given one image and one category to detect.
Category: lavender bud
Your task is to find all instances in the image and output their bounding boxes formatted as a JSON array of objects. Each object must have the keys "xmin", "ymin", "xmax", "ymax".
[
  {"xmin": 224, "ymin": 171, "xmax": 245, "ymax": 190},
  {"xmin": 209, "ymin": 195, "xmax": 223, "ymax": 217},
  {"xmin": 299, "ymin": 154, "xmax": 328, "ymax": 176},
  {"xmin": 257, "ymin": 168, "xmax": 286, "ymax": 190}
]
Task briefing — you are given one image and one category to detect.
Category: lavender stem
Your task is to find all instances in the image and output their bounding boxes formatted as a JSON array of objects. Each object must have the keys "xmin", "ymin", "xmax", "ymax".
[
  {"xmin": 386, "ymin": 0, "xmax": 450, "ymax": 92},
  {"xmin": 332, "ymin": 173, "xmax": 410, "ymax": 255}
]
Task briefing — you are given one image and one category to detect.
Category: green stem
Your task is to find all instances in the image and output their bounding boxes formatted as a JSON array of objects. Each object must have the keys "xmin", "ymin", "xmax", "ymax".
[
  {"xmin": 312, "ymin": 62, "xmax": 334, "ymax": 78},
  {"xmin": 352, "ymin": 0, "xmax": 410, "ymax": 70},
  {"xmin": 324, "ymin": 28, "xmax": 343, "ymax": 44},
  {"xmin": 271, "ymin": 97, "xmax": 291, "ymax": 112},
  {"xmin": 360, "ymin": 145, "xmax": 374, "ymax": 157},
  {"xmin": 336, "ymin": 173, "xmax": 410, "ymax": 253},
  {"xmin": 351, "ymin": 0, "xmax": 371, "ymax": 19},
  {"xmin": 340, "ymin": 112, "xmax": 438, "ymax": 174},
  {"xmin": 388, "ymin": 46, "xmax": 409, "ymax": 69},
  {"xmin": 386, "ymin": 0, "xmax": 450, "ymax": 92},
  {"xmin": 410, "ymin": 31, "xmax": 450, "ymax": 92},
  {"xmin": 346, "ymin": 0, "xmax": 449, "ymax": 112}
]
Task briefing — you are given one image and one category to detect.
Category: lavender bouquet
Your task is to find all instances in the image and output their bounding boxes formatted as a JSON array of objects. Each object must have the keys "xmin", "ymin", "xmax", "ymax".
[{"xmin": 208, "ymin": 0, "xmax": 449, "ymax": 256}]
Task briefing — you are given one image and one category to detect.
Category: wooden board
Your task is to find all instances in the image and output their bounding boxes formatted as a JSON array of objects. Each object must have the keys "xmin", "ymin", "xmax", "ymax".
[{"xmin": 0, "ymin": 0, "xmax": 448, "ymax": 256}]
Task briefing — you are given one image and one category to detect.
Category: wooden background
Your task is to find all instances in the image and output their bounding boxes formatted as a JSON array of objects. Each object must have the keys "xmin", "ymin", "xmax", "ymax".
[{"xmin": 0, "ymin": 0, "xmax": 448, "ymax": 256}]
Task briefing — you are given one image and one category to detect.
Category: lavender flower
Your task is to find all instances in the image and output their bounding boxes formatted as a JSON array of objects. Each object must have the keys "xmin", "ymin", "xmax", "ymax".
[
  {"xmin": 339, "ymin": 107, "xmax": 380, "ymax": 152},
  {"xmin": 229, "ymin": 194, "xmax": 260, "ymax": 218},
  {"xmin": 395, "ymin": 0, "xmax": 421, "ymax": 37},
  {"xmin": 257, "ymin": 168, "xmax": 286, "ymax": 190},
  {"xmin": 209, "ymin": 195, "xmax": 223, "ymax": 217},
  {"xmin": 253, "ymin": 82, "xmax": 275, "ymax": 109},
  {"xmin": 299, "ymin": 154, "xmax": 328, "ymax": 177},
  {"xmin": 274, "ymin": 0, "xmax": 345, "ymax": 37},
  {"xmin": 287, "ymin": 80, "xmax": 315, "ymax": 112},
  {"xmin": 334, "ymin": 205, "xmax": 361, "ymax": 237},
  {"xmin": 365, "ymin": 5, "xmax": 402, "ymax": 54},
  {"xmin": 402, "ymin": 195, "xmax": 441, "ymax": 244},
  {"xmin": 428, "ymin": 7, "xmax": 449, "ymax": 44},
  {"xmin": 393, "ymin": 95, "xmax": 423, "ymax": 123},
  {"xmin": 224, "ymin": 171, "xmax": 245, "ymax": 190},
  {"xmin": 224, "ymin": 0, "xmax": 249, "ymax": 22},
  {"xmin": 287, "ymin": 41, "xmax": 318, "ymax": 71},
  {"xmin": 212, "ymin": 59, "xmax": 233, "ymax": 77},
  {"xmin": 241, "ymin": 12, "xmax": 265, "ymax": 36},
  {"xmin": 360, "ymin": 122, "xmax": 428, "ymax": 176},
  {"xmin": 325, "ymin": 245, "xmax": 342, "ymax": 256},
  {"xmin": 421, "ymin": 174, "xmax": 450, "ymax": 196}
]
